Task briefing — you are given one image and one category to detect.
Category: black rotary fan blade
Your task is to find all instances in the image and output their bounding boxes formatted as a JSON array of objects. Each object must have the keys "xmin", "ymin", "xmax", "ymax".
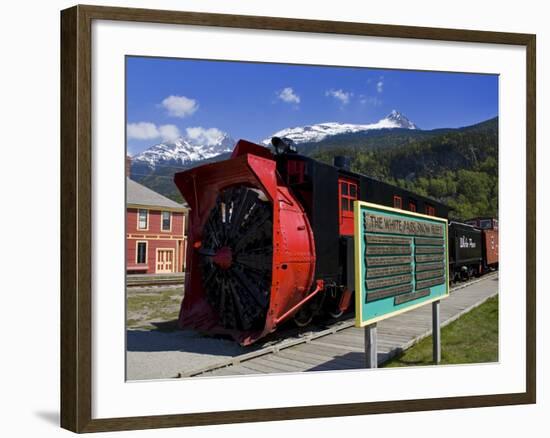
[{"xmin": 199, "ymin": 186, "xmax": 273, "ymax": 331}]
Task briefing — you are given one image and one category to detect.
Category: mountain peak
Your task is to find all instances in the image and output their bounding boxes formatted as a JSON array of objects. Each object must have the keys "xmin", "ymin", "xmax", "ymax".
[
  {"xmin": 383, "ymin": 110, "xmax": 418, "ymax": 129},
  {"xmin": 262, "ymin": 111, "xmax": 418, "ymax": 145},
  {"xmin": 132, "ymin": 130, "xmax": 234, "ymax": 169}
]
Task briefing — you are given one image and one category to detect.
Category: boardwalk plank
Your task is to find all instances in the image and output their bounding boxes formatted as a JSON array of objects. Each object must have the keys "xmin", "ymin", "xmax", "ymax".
[
  {"xmin": 239, "ymin": 360, "xmax": 290, "ymax": 374},
  {"xmin": 267, "ymin": 354, "xmax": 314, "ymax": 370},
  {"xmin": 250, "ymin": 357, "xmax": 302, "ymax": 373},
  {"xmin": 294, "ymin": 343, "xmax": 365, "ymax": 365},
  {"xmin": 278, "ymin": 348, "xmax": 363, "ymax": 370},
  {"xmin": 311, "ymin": 340, "xmax": 364, "ymax": 353}
]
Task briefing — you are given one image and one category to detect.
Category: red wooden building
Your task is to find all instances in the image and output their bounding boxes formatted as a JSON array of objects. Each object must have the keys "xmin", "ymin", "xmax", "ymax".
[{"xmin": 126, "ymin": 178, "xmax": 189, "ymax": 274}]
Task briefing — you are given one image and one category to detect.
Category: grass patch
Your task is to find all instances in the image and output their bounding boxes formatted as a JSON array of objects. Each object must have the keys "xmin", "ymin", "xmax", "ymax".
[
  {"xmin": 126, "ymin": 289, "xmax": 182, "ymax": 330},
  {"xmin": 383, "ymin": 295, "xmax": 499, "ymax": 367}
]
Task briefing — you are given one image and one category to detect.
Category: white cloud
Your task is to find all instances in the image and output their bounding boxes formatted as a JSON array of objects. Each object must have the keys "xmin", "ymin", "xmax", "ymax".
[
  {"xmin": 185, "ymin": 127, "xmax": 225, "ymax": 146},
  {"xmin": 127, "ymin": 122, "xmax": 181, "ymax": 142},
  {"xmin": 325, "ymin": 89, "xmax": 353, "ymax": 105},
  {"xmin": 376, "ymin": 80, "xmax": 384, "ymax": 93},
  {"xmin": 359, "ymin": 95, "xmax": 382, "ymax": 106},
  {"xmin": 278, "ymin": 87, "xmax": 300, "ymax": 104},
  {"xmin": 161, "ymin": 95, "xmax": 199, "ymax": 118},
  {"xmin": 127, "ymin": 122, "xmax": 159, "ymax": 140},
  {"xmin": 158, "ymin": 124, "xmax": 181, "ymax": 142}
]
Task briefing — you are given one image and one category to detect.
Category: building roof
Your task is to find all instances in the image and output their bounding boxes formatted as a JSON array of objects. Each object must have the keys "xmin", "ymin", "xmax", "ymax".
[{"xmin": 126, "ymin": 178, "xmax": 188, "ymax": 210}]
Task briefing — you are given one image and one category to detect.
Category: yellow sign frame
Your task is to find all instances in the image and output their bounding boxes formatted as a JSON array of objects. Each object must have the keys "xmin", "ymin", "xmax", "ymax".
[{"xmin": 354, "ymin": 201, "xmax": 450, "ymax": 328}]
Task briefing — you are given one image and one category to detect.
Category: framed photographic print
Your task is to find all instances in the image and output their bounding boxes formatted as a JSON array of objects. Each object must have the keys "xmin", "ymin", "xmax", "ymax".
[{"xmin": 60, "ymin": 4, "xmax": 536, "ymax": 433}]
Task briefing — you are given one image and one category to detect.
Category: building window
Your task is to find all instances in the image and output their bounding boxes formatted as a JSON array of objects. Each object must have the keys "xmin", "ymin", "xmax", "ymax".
[
  {"xmin": 393, "ymin": 195, "xmax": 402, "ymax": 209},
  {"xmin": 138, "ymin": 209, "xmax": 148, "ymax": 230},
  {"xmin": 162, "ymin": 211, "xmax": 172, "ymax": 231},
  {"xmin": 409, "ymin": 201, "xmax": 417, "ymax": 212},
  {"xmin": 136, "ymin": 242, "xmax": 147, "ymax": 264},
  {"xmin": 425, "ymin": 204, "xmax": 435, "ymax": 216}
]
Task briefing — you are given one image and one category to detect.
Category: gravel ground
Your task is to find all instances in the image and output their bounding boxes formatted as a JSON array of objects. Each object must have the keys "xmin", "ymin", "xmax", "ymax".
[
  {"xmin": 126, "ymin": 286, "xmax": 252, "ymax": 380},
  {"xmin": 126, "ymin": 328, "xmax": 247, "ymax": 380}
]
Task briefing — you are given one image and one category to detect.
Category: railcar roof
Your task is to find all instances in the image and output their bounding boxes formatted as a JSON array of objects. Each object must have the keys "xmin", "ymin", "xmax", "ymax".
[{"xmin": 293, "ymin": 153, "xmax": 449, "ymax": 210}]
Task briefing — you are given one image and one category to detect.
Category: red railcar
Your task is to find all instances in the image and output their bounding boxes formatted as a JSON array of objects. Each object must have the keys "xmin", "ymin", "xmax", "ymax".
[{"xmin": 465, "ymin": 217, "xmax": 499, "ymax": 271}]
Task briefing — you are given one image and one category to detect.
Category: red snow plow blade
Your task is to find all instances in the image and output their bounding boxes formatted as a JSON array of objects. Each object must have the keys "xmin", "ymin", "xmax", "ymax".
[{"xmin": 174, "ymin": 140, "xmax": 316, "ymax": 345}]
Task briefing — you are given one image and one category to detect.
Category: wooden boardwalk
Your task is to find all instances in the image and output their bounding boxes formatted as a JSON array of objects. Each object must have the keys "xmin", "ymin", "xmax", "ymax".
[{"xmin": 199, "ymin": 274, "xmax": 499, "ymax": 376}]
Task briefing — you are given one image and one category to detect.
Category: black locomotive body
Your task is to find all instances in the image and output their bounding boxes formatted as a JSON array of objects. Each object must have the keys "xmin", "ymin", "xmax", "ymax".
[
  {"xmin": 448, "ymin": 221, "xmax": 483, "ymax": 281},
  {"xmin": 274, "ymin": 150, "xmax": 449, "ymax": 304}
]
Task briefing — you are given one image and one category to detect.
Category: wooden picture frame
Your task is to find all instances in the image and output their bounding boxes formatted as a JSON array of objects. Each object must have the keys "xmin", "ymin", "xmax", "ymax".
[{"xmin": 60, "ymin": 4, "xmax": 536, "ymax": 433}]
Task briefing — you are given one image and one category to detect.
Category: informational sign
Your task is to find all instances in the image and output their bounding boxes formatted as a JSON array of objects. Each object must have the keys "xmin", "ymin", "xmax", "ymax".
[{"xmin": 354, "ymin": 202, "xmax": 449, "ymax": 327}]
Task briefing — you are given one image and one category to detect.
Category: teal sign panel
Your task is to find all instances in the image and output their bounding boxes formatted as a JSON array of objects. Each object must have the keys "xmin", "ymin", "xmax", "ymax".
[{"xmin": 354, "ymin": 202, "xmax": 449, "ymax": 327}]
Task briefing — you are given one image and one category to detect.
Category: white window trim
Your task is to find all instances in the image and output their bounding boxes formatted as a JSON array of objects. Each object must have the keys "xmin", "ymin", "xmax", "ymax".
[
  {"xmin": 137, "ymin": 208, "xmax": 149, "ymax": 231},
  {"xmin": 135, "ymin": 240, "xmax": 148, "ymax": 265},
  {"xmin": 160, "ymin": 210, "xmax": 172, "ymax": 232}
]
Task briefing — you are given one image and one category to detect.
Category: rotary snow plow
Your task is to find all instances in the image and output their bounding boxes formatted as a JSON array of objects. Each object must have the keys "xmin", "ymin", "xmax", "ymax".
[{"xmin": 174, "ymin": 140, "xmax": 319, "ymax": 345}]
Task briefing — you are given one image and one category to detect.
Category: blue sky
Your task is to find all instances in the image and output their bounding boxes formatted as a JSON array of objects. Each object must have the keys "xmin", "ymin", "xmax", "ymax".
[{"xmin": 126, "ymin": 56, "xmax": 498, "ymax": 155}]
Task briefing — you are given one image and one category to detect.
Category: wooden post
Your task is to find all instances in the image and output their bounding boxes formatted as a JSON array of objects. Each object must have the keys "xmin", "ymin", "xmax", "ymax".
[
  {"xmin": 432, "ymin": 300, "xmax": 441, "ymax": 363},
  {"xmin": 364, "ymin": 323, "xmax": 378, "ymax": 368}
]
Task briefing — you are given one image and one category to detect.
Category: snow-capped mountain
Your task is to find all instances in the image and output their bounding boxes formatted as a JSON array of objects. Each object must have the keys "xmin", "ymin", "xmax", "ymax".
[
  {"xmin": 132, "ymin": 131, "xmax": 235, "ymax": 169},
  {"xmin": 262, "ymin": 110, "xmax": 417, "ymax": 145}
]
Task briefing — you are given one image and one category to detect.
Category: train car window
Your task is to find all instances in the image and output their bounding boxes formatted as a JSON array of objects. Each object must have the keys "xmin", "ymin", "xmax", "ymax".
[
  {"xmin": 480, "ymin": 219, "xmax": 492, "ymax": 229},
  {"xmin": 393, "ymin": 195, "xmax": 402, "ymax": 209},
  {"xmin": 409, "ymin": 201, "xmax": 417, "ymax": 212},
  {"xmin": 338, "ymin": 178, "xmax": 358, "ymax": 235},
  {"xmin": 341, "ymin": 197, "xmax": 350, "ymax": 211},
  {"xmin": 341, "ymin": 182, "xmax": 348, "ymax": 196}
]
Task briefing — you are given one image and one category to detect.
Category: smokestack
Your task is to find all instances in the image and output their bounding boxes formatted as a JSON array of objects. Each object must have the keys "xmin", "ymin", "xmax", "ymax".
[
  {"xmin": 333, "ymin": 155, "xmax": 351, "ymax": 171},
  {"xmin": 126, "ymin": 155, "xmax": 131, "ymax": 178}
]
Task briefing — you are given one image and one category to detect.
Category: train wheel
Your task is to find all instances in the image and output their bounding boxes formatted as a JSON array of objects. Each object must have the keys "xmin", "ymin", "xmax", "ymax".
[
  {"xmin": 326, "ymin": 297, "xmax": 345, "ymax": 319},
  {"xmin": 328, "ymin": 307, "xmax": 344, "ymax": 319},
  {"xmin": 323, "ymin": 287, "xmax": 344, "ymax": 319},
  {"xmin": 293, "ymin": 306, "xmax": 314, "ymax": 327}
]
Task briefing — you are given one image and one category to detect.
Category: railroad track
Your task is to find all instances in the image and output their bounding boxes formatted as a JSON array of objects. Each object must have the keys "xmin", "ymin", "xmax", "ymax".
[
  {"xmin": 127, "ymin": 273, "xmax": 185, "ymax": 290},
  {"xmin": 177, "ymin": 272, "xmax": 498, "ymax": 378}
]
